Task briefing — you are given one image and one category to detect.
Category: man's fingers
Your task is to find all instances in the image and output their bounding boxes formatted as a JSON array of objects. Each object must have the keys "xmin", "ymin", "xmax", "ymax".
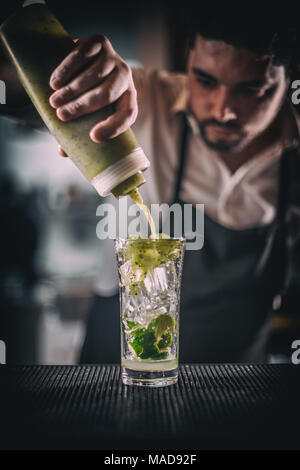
[
  {"xmin": 89, "ymin": 89, "xmax": 137, "ymax": 142},
  {"xmin": 49, "ymin": 54, "xmax": 116, "ymax": 108},
  {"xmin": 48, "ymin": 34, "xmax": 138, "ymax": 143},
  {"xmin": 49, "ymin": 35, "xmax": 106, "ymax": 90},
  {"xmin": 58, "ymin": 145, "xmax": 68, "ymax": 157},
  {"xmin": 55, "ymin": 66, "xmax": 128, "ymax": 121}
]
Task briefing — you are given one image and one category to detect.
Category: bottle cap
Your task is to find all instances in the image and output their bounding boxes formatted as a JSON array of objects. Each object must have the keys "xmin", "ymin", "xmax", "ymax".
[{"xmin": 91, "ymin": 148, "xmax": 150, "ymax": 196}]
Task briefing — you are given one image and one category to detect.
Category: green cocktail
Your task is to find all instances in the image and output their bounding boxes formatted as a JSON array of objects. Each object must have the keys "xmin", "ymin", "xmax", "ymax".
[{"xmin": 115, "ymin": 235, "xmax": 185, "ymax": 387}]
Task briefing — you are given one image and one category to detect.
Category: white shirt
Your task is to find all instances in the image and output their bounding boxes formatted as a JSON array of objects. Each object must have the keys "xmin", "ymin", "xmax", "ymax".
[{"xmin": 93, "ymin": 68, "xmax": 299, "ymax": 296}]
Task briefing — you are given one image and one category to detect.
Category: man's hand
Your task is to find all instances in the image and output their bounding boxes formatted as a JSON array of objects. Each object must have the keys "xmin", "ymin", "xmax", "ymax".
[{"xmin": 49, "ymin": 35, "xmax": 138, "ymax": 156}]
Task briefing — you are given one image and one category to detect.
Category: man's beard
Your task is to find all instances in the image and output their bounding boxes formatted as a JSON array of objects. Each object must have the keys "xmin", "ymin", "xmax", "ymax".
[{"xmin": 199, "ymin": 118, "xmax": 246, "ymax": 152}]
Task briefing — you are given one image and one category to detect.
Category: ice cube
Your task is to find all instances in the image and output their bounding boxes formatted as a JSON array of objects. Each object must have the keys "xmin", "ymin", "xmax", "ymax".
[
  {"xmin": 119, "ymin": 260, "xmax": 134, "ymax": 287},
  {"xmin": 164, "ymin": 261, "xmax": 178, "ymax": 290},
  {"xmin": 122, "ymin": 292, "xmax": 146, "ymax": 320},
  {"xmin": 144, "ymin": 266, "xmax": 168, "ymax": 294},
  {"xmin": 119, "ymin": 259, "xmax": 145, "ymax": 289},
  {"xmin": 143, "ymin": 306, "xmax": 167, "ymax": 324}
]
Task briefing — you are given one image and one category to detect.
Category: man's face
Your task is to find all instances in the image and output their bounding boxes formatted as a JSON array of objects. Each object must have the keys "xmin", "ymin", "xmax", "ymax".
[{"xmin": 187, "ymin": 35, "xmax": 289, "ymax": 153}]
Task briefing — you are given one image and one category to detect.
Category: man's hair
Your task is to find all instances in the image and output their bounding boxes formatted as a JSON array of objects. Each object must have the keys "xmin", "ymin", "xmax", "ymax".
[{"xmin": 184, "ymin": 7, "xmax": 299, "ymax": 76}]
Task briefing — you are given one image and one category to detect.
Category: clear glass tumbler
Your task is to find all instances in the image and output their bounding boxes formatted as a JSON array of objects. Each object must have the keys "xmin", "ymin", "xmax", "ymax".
[{"xmin": 115, "ymin": 237, "xmax": 185, "ymax": 387}]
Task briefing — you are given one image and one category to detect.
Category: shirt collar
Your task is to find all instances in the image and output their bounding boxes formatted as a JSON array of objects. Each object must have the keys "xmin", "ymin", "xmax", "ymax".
[
  {"xmin": 170, "ymin": 86, "xmax": 189, "ymax": 114},
  {"xmin": 170, "ymin": 84, "xmax": 201, "ymax": 136}
]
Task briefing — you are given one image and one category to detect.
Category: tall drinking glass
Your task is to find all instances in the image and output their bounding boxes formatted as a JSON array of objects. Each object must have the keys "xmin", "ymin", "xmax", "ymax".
[{"xmin": 115, "ymin": 237, "xmax": 185, "ymax": 387}]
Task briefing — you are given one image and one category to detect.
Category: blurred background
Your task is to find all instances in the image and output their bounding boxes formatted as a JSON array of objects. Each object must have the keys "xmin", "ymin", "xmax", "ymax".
[
  {"xmin": 0, "ymin": 0, "xmax": 176, "ymax": 365},
  {"xmin": 0, "ymin": 0, "xmax": 299, "ymax": 365}
]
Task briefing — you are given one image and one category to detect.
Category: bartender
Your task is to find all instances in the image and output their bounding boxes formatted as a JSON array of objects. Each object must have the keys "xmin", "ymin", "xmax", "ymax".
[{"xmin": 3, "ymin": 12, "xmax": 300, "ymax": 363}]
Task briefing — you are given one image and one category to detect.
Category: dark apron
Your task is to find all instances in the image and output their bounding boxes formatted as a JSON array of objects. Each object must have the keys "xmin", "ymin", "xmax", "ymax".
[{"xmin": 174, "ymin": 113, "xmax": 288, "ymax": 363}]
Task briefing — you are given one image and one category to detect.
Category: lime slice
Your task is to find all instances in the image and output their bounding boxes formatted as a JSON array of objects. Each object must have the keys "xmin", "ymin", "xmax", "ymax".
[
  {"xmin": 128, "ymin": 341, "xmax": 143, "ymax": 357},
  {"xmin": 157, "ymin": 332, "xmax": 172, "ymax": 349},
  {"xmin": 148, "ymin": 314, "xmax": 176, "ymax": 346}
]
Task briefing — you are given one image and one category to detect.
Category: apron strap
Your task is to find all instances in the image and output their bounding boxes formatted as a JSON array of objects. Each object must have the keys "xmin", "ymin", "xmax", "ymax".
[
  {"xmin": 275, "ymin": 146, "xmax": 296, "ymax": 294},
  {"xmin": 173, "ymin": 112, "xmax": 189, "ymax": 202},
  {"xmin": 277, "ymin": 146, "xmax": 291, "ymax": 225}
]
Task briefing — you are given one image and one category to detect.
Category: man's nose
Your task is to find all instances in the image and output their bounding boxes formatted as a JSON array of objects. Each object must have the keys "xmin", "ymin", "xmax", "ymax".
[{"xmin": 211, "ymin": 85, "xmax": 237, "ymax": 122}]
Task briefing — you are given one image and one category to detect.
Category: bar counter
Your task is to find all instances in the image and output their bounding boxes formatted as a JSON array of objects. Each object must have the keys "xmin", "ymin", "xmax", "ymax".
[{"xmin": 0, "ymin": 364, "xmax": 299, "ymax": 449}]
